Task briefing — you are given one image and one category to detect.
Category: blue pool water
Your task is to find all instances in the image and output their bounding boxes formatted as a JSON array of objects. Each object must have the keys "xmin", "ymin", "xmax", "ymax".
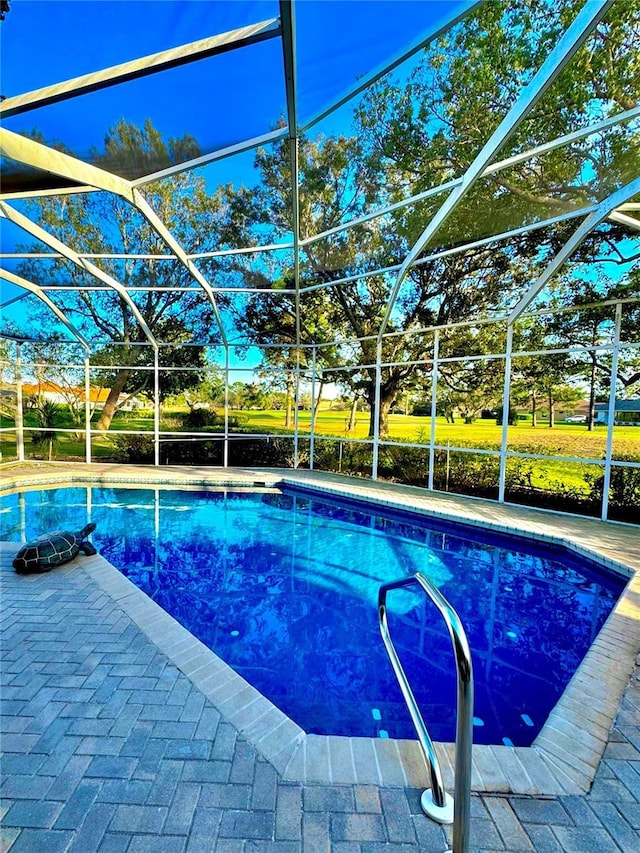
[{"xmin": 1, "ymin": 485, "xmax": 625, "ymax": 746}]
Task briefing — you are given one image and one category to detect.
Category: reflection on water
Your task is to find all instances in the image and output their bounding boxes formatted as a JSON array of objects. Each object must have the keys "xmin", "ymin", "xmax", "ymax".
[{"xmin": 1, "ymin": 485, "xmax": 624, "ymax": 745}]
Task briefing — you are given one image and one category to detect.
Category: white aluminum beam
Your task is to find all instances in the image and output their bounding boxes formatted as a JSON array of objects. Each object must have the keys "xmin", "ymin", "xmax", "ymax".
[
  {"xmin": 601, "ymin": 302, "xmax": 622, "ymax": 520},
  {"xmin": 0, "ymin": 253, "xmax": 175, "ymax": 261},
  {"xmin": 608, "ymin": 211, "xmax": 640, "ymax": 231},
  {"xmin": 280, "ymin": 0, "xmax": 302, "ymax": 467},
  {"xmin": 15, "ymin": 341, "xmax": 24, "ymax": 462},
  {"xmin": 509, "ymin": 176, "xmax": 640, "ymax": 320},
  {"xmin": 0, "ymin": 19, "xmax": 281, "ymax": 117},
  {"xmin": 378, "ymin": 0, "xmax": 614, "ymax": 339},
  {"xmin": 0, "ymin": 242, "xmax": 293, "ymax": 261},
  {"xmin": 131, "ymin": 128, "xmax": 289, "ymax": 187},
  {"xmin": 34, "ymin": 286, "xmax": 297, "ymax": 295},
  {"xmin": 280, "ymin": 0, "xmax": 298, "ymax": 137},
  {"xmin": 0, "ymin": 129, "xmax": 135, "ymax": 201},
  {"xmin": 0, "ymin": 268, "xmax": 90, "ymax": 350},
  {"xmin": 0, "ymin": 186, "xmax": 97, "ymax": 201},
  {"xmin": 0, "ymin": 201, "xmax": 158, "ymax": 348},
  {"xmin": 0, "ymin": 291, "xmax": 31, "ymax": 311},
  {"xmin": 191, "ymin": 242, "xmax": 294, "ymax": 258}
]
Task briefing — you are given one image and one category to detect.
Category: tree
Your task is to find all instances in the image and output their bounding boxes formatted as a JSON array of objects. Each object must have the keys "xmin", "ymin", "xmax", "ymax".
[
  {"xmin": 221, "ymin": 132, "xmax": 540, "ymax": 436},
  {"xmin": 220, "ymin": 0, "xmax": 639, "ymax": 437},
  {"xmin": 546, "ymin": 276, "xmax": 640, "ymax": 428},
  {"xmin": 512, "ymin": 318, "xmax": 576, "ymax": 428},
  {"xmin": 18, "ymin": 120, "xmax": 226, "ymax": 430},
  {"xmin": 171, "ymin": 366, "xmax": 226, "ymax": 412},
  {"xmin": 89, "ymin": 322, "xmax": 209, "ymax": 430},
  {"xmin": 256, "ymin": 349, "xmax": 299, "ymax": 427}
]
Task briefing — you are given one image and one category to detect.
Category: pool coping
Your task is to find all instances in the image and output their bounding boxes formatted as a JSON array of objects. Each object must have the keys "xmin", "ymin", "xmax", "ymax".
[{"xmin": 2, "ymin": 462, "xmax": 639, "ymax": 797}]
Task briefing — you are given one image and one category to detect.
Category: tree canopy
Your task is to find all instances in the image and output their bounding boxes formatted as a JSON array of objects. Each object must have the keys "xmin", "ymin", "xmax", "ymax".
[
  {"xmin": 16, "ymin": 120, "xmax": 230, "ymax": 428},
  {"xmin": 215, "ymin": 0, "xmax": 639, "ymax": 434}
]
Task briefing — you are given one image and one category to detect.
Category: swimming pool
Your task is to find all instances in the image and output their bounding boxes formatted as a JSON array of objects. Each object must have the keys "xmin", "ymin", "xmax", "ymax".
[{"xmin": 2, "ymin": 484, "xmax": 625, "ymax": 747}]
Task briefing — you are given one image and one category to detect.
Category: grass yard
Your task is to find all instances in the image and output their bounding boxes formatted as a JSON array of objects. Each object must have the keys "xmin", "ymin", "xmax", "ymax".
[
  {"xmin": 238, "ymin": 407, "xmax": 640, "ymax": 460},
  {"xmin": 2, "ymin": 407, "xmax": 639, "ymax": 484}
]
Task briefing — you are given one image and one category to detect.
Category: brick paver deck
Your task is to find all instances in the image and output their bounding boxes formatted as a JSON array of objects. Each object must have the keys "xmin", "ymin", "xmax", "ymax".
[{"xmin": 1, "ymin": 466, "xmax": 639, "ymax": 852}]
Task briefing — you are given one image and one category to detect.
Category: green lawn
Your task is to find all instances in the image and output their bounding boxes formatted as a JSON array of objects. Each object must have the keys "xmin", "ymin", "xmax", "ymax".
[
  {"xmin": 2, "ymin": 406, "xmax": 639, "ymax": 480},
  {"xmin": 237, "ymin": 407, "xmax": 640, "ymax": 460}
]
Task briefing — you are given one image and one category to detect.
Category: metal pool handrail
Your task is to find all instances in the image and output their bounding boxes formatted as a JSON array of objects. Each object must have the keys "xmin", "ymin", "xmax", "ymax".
[{"xmin": 378, "ymin": 571, "xmax": 474, "ymax": 853}]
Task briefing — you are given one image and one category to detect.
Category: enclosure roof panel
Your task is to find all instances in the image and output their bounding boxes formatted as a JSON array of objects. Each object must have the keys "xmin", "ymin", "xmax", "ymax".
[
  {"xmin": 0, "ymin": 0, "xmax": 474, "ymax": 193},
  {"xmin": 0, "ymin": 1, "xmax": 281, "ymax": 93},
  {"xmin": 1, "ymin": 0, "xmax": 637, "ymax": 348}
]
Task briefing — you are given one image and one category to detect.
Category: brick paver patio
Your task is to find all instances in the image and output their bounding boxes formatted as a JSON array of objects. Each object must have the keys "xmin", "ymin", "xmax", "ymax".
[{"xmin": 2, "ymin": 542, "xmax": 639, "ymax": 853}]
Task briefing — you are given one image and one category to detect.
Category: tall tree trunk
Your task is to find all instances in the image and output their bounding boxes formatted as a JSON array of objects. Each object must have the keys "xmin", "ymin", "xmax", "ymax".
[
  {"xmin": 588, "ymin": 357, "xmax": 596, "ymax": 432},
  {"xmin": 284, "ymin": 374, "xmax": 294, "ymax": 429},
  {"xmin": 95, "ymin": 369, "xmax": 131, "ymax": 431},
  {"xmin": 311, "ymin": 379, "xmax": 324, "ymax": 430},
  {"xmin": 548, "ymin": 390, "xmax": 555, "ymax": 428},
  {"xmin": 531, "ymin": 390, "xmax": 537, "ymax": 427},
  {"xmin": 368, "ymin": 393, "xmax": 394, "ymax": 438},
  {"xmin": 347, "ymin": 396, "xmax": 358, "ymax": 431}
]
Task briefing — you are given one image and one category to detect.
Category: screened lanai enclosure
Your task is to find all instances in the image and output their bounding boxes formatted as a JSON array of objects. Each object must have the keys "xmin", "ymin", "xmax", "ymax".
[{"xmin": 0, "ymin": 0, "xmax": 639, "ymax": 523}]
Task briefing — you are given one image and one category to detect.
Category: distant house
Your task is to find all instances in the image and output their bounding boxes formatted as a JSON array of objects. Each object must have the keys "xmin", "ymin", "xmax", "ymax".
[
  {"xmin": 557, "ymin": 399, "xmax": 590, "ymax": 423},
  {"xmin": 22, "ymin": 383, "xmax": 145, "ymax": 412},
  {"xmin": 594, "ymin": 399, "xmax": 640, "ymax": 426}
]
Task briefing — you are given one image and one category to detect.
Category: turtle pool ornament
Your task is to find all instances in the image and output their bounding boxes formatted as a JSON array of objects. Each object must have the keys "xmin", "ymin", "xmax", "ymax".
[{"xmin": 13, "ymin": 523, "xmax": 97, "ymax": 574}]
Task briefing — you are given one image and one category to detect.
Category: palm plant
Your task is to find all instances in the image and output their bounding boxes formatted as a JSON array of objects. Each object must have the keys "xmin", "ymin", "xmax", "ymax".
[{"xmin": 31, "ymin": 399, "xmax": 62, "ymax": 461}]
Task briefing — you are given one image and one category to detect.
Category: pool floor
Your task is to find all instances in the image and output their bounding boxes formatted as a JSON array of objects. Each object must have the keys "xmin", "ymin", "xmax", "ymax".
[{"xmin": 1, "ymin": 483, "xmax": 625, "ymax": 747}]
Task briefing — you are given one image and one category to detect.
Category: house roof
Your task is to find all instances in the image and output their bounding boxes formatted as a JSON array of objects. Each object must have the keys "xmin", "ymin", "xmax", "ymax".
[
  {"xmin": 22, "ymin": 383, "xmax": 111, "ymax": 403},
  {"xmin": 594, "ymin": 400, "xmax": 640, "ymax": 412}
]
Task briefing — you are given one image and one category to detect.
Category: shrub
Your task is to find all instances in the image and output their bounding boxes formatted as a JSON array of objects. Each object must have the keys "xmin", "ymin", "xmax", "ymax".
[
  {"xmin": 377, "ymin": 445, "xmax": 430, "ymax": 486},
  {"xmin": 227, "ymin": 437, "xmax": 297, "ymax": 467},
  {"xmin": 183, "ymin": 408, "xmax": 223, "ymax": 429},
  {"xmin": 111, "ymin": 434, "xmax": 155, "ymax": 463},
  {"xmin": 496, "ymin": 406, "xmax": 518, "ymax": 426},
  {"xmin": 228, "ymin": 414, "xmax": 248, "ymax": 428},
  {"xmin": 412, "ymin": 404, "xmax": 432, "ymax": 417},
  {"xmin": 504, "ymin": 457, "xmax": 536, "ymax": 490},
  {"xmin": 164, "ymin": 439, "xmax": 223, "ymax": 466},
  {"xmin": 432, "ymin": 450, "xmax": 500, "ymax": 498},
  {"xmin": 311, "ymin": 439, "xmax": 373, "ymax": 477},
  {"xmin": 587, "ymin": 456, "xmax": 640, "ymax": 523},
  {"xmin": 30, "ymin": 400, "xmax": 62, "ymax": 461}
]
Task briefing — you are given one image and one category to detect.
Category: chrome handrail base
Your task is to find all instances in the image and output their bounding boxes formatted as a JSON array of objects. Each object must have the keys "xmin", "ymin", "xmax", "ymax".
[{"xmin": 421, "ymin": 789, "xmax": 454, "ymax": 824}]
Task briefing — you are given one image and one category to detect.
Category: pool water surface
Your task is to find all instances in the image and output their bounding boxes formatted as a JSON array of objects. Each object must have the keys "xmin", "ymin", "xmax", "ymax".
[{"xmin": 1, "ymin": 485, "xmax": 625, "ymax": 746}]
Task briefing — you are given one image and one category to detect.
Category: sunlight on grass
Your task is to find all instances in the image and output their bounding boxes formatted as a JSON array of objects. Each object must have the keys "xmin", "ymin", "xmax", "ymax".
[{"xmin": 2, "ymin": 407, "xmax": 638, "ymax": 490}]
